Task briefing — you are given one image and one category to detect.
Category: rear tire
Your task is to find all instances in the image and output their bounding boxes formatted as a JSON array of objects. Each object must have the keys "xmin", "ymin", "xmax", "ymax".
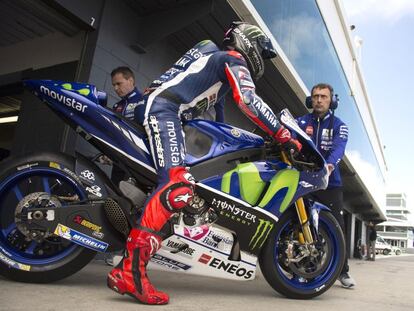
[
  {"xmin": 260, "ymin": 209, "xmax": 345, "ymax": 299},
  {"xmin": 0, "ymin": 152, "xmax": 96, "ymax": 283}
]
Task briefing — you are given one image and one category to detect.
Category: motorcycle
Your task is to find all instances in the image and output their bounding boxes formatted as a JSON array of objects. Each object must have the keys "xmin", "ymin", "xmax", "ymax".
[{"xmin": 0, "ymin": 80, "xmax": 345, "ymax": 299}]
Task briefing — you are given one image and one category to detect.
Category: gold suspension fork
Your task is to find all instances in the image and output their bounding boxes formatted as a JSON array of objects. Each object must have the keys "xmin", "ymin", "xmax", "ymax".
[{"xmin": 281, "ymin": 151, "xmax": 314, "ymax": 244}]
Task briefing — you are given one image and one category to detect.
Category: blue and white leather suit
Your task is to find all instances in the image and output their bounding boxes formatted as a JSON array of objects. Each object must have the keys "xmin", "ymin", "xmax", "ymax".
[{"xmin": 141, "ymin": 40, "xmax": 284, "ymax": 182}]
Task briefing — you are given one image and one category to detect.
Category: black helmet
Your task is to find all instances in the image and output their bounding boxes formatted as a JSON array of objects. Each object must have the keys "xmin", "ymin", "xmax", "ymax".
[{"xmin": 223, "ymin": 21, "xmax": 277, "ymax": 80}]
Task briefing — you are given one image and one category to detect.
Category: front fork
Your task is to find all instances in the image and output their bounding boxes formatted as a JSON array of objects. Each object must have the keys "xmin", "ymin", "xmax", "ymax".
[
  {"xmin": 295, "ymin": 197, "xmax": 314, "ymax": 244},
  {"xmin": 280, "ymin": 151, "xmax": 315, "ymax": 244}
]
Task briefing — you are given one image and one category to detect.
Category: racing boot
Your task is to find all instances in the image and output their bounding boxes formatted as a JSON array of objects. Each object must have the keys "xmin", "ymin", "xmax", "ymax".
[
  {"xmin": 107, "ymin": 228, "xmax": 169, "ymax": 305},
  {"xmin": 107, "ymin": 166, "xmax": 194, "ymax": 305}
]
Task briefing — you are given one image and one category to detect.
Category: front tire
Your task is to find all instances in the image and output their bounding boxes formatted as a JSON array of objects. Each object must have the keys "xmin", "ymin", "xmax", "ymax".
[{"xmin": 260, "ymin": 209, "xmax": 345, "ymax": 299}]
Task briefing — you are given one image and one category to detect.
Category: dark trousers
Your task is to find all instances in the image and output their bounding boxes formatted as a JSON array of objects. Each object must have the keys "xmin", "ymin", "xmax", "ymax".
[{"xmin": 311, "ymin": 187, "xmax": 349, "ymax": 274}]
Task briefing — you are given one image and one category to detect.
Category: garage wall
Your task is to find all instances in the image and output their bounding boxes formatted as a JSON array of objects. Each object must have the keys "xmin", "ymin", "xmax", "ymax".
[{"xmin": 87, "ymin": 0, "xmax": 182, "ymax": 107}]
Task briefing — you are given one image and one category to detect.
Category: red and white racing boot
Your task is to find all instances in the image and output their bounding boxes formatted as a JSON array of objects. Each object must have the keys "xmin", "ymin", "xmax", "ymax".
[{"xmin": 107, "ymin": 228, "xmax": 169, "ymax": 305}]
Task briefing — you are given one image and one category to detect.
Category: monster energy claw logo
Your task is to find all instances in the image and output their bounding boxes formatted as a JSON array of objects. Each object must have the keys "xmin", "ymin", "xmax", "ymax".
[{"xmin": 249, "ymin": 219, "xmax": 274, "ymax": 250}]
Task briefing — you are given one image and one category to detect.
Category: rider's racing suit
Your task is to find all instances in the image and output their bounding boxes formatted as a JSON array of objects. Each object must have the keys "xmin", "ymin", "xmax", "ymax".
[{"xmin": 107, "ymin": 40, "xmax": 299, "ymax": 305}]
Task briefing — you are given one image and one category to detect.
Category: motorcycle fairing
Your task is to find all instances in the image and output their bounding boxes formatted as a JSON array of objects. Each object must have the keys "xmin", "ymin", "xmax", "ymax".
[
  {"xmin": 184, "ymin": 119, "xmax": 265, "ymax": 165},
  {"xmin": 195, "ymin": 183, "xmax": 278, "ymax": 256},
  {"xmin": 148, "ymin": 225, "xmax": 258, "ymax": 281},
  {"xmin": 200, "ymin": 160, "xmax": 328, "ymax": 218},
  {"xmin": 24, "ymin": 80, "xmax": 156, "ymax": 179}
]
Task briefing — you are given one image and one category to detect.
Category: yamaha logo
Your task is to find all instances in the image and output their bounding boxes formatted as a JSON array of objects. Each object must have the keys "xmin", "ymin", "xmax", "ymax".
[{"xmin": 231, "ymin": 128, "xmax": 241, "ymax": 137}]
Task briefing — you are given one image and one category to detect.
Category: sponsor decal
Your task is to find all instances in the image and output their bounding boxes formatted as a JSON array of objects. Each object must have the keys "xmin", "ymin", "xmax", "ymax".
[
  {"xmin": 149, "ymin": 116, "xmax": 165, "ymax": 167},
  {"xmin": 252, "ymin": 100, "xmax": 278, "ymax": 128},
  {"xmin": 40, "ymin": 85, "xmax": 87, "ymax": 113},
  {"xmin": 174, "ymin": 192, "xmax": 192, "ymax": 203},
  {"xmin": 339, "ymin": 125, "xmax": 348, "ymax": 139},
  {"xmin": 231, "ymin": 128, "xmax": 241, "ymax": 137},
  {"xmin": 85, "ymin": 185, "xmax": 102, "ymax": 198},
  {"xmin": 249, "ymin": 219, "xmax": 274, "ymax": 250},
  {"xmin": 299, "ymin": 181, "xmax": 314, "ymax": 188},
  {"xmin": 166, "ymin": 121, "xmax": 180, "ymax": 165},
  {"xmin": 17, "ymin": 162, "xmax": 39, "ymax": 171},
  {"xmin": 238, "ymin": 68, "xmax": 255, "ymax": 89},
  {"xmin": 0, "ymin": 247, "xmax": 31, "ymax": 271},
  {"xmin": 49, "ymin": 162, "xmax": 61, "ymax": 169},
  {"xmin": 80, "ymin": 170, "xmax": 95, "ymax": 181},
  {"xmin": 321, "ymin": 129, "xmax": 333, "ymax": 141},
  {"xmin": 198, "ymin": 253, "xmax": 254, "ymax": 279},
  {"xmin": 187, "ymin": 47, "xmax": 204, "ymax": 59},
  {"xmin": 92, "ymin": 231, "xmax": 104, "ymax": 239},
  {"xmin": 234, "ymin": 28, "xmax": 253, "ymax": 49},
  {"xmin": 73, "ymin": 215, "xmax": 102, "ymax": 233},
  {"xmin": 150, "ymin": 254, "xmax": 191, "ymax": 271},
  {"xmin": 211, "ymin": 198, "xmax": 256, "ymax": 225},
  {"xmin": 175, "ymin": 57, "xmax": 191, "ymax": 67},
  {"xmin": 54, "ymin": 223, "xmax": 108, "ymax": 251},
  {"xmin": 198, "ymin": 253, "xmax": 211, "ymax": 264},
  {"xmin": 63, "ymin": 168, "xmax": 81, "ymax": 183},
  {"xmin": 174, "ymin": 47, "xmax": 205, "ymax": 68},
  {"xmin": 184, "ymin": 225, "xmax": 210, "ymax": 240},
  {"xmin": 201, "ymin": 231, "xmax": 233, "ymax": 249},
  {"xmin": 166, "ymin": 240, "xmax": 195, "ymax": 257}
]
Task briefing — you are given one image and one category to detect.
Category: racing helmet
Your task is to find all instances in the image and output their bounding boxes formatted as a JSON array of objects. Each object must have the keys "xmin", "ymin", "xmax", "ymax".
[{"xmin": 223, "ymin": 21, "xmax": 277, "ymax": 80}]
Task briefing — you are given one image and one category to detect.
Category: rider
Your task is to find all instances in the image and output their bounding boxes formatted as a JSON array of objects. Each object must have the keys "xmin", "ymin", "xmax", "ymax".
[{"xmin": 107, "ymin": 21, "xmax": 302, "ymax": 305}]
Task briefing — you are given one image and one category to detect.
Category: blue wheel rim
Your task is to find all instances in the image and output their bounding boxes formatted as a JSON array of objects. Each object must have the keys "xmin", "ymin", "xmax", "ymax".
[
  {"xmin": 274, "ymin": 215, "xmax": 341, "ymax": 290},
  {"xmin": 0, "ymin": 167, "xmax": 86, "ymax": 266}
]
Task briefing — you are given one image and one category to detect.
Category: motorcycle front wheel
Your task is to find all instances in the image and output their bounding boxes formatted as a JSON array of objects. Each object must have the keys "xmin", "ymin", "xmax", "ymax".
[{"xmin": 259, "ymin": 208, "xmax": 345, "ymax": 299}]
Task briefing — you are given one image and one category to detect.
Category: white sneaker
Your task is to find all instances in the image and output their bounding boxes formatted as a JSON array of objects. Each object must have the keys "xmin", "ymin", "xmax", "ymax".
[{"xmin": 339, "ymin": 272, "xmax": 356, "ymax": 288}]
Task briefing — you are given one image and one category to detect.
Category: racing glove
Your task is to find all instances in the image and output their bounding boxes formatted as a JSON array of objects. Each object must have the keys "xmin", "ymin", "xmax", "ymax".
[{"xmin": 274, "ymin": 126, "xmax": 302, "ymax": 155}]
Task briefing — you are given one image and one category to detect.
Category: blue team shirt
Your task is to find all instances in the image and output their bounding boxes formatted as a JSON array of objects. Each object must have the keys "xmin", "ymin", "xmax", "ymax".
[
  {"xmin": 296, "ymin": 112, "xmax": 348, "ymax": 188},
  {"xmin": 113, "ymin": 87, "xmax": 144, "ymax": 122}
]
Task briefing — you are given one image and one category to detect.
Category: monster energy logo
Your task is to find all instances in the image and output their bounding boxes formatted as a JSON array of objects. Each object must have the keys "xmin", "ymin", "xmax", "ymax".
[{"xmin": 249, "ymin": 219, "xmax": 274, "ymax": 250}]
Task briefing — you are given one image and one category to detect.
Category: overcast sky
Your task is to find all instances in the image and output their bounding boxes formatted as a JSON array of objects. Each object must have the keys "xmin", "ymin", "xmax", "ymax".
[{"xmin": 342, "ymin": 0, "xmax": 414, "ymax": 215}]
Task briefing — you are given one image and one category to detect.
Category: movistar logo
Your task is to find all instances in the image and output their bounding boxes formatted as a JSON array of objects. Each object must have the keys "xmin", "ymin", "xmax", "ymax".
[
  {"xmin": 40, "ymin": 85, "xmax": 87, "ymax": 113},
  {"xmin": 249, "ymin": 219, "xmax": 274, "ymax": 250}
]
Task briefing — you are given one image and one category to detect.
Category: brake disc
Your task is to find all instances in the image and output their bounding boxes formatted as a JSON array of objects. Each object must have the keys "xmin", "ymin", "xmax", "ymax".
[{"xmin": 14, "ymin": 192, "xmax": 61, "ymax": 241}]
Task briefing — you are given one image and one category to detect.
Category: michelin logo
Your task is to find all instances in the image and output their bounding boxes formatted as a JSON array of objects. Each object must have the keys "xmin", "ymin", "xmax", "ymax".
[{"xmin": 54, "ymin": 224, "xmax": 108, "ymax": 252}]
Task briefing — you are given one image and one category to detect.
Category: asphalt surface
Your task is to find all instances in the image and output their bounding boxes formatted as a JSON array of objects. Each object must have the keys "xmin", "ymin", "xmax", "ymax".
[{"xmin": 1, "ymin": 254, "xmax": 413, "ymax": 311}]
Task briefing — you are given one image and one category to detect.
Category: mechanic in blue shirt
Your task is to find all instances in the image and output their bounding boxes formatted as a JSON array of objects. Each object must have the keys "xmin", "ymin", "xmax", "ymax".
[
  {"xmin": 98, "ymin": 67, "xmax": 145, "ymax": 185},
  {"xmin": 296, "ymin": 83, "xmax": 355, "ymax": 288},
  {"xmin": 107, "ymin": 22, "xmax": 302, "ymax": 305},
  {"xmin": 111, "ymin": 66, "xmax": 145, "ymax": 122}
]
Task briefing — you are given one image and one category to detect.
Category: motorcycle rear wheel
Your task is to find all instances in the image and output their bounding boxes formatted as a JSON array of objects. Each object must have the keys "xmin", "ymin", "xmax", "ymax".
[
  {"xmin": 259, "ymin": 208, "xmax": 345, "ymax": 299},
  {"xmin": 0, "ymin": 152, "xmax": 96, "ymax": 283}
]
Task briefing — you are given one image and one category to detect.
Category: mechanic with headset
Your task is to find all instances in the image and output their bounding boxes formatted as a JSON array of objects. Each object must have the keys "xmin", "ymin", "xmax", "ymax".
[{"xmin": 296, "ymin": 83, "xmax": 354, "ymax": 288}]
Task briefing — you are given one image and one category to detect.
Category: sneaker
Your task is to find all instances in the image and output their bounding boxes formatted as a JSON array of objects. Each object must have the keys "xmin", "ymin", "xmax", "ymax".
[{"xmin": 339, "ymin": 272, "xmax": 356, "ymax": 288}]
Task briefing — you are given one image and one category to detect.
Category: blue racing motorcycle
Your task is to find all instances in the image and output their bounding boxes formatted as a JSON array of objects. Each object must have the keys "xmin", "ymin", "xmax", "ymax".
[{"xmin": 0, "ymin": 80, "xmax": 345, "ymax": 299}]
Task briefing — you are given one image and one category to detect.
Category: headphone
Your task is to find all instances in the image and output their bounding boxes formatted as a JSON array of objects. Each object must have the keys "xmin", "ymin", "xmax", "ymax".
[{"xmin": 305, "ymin": 84, "xmax": 339, "ymax": 110}]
